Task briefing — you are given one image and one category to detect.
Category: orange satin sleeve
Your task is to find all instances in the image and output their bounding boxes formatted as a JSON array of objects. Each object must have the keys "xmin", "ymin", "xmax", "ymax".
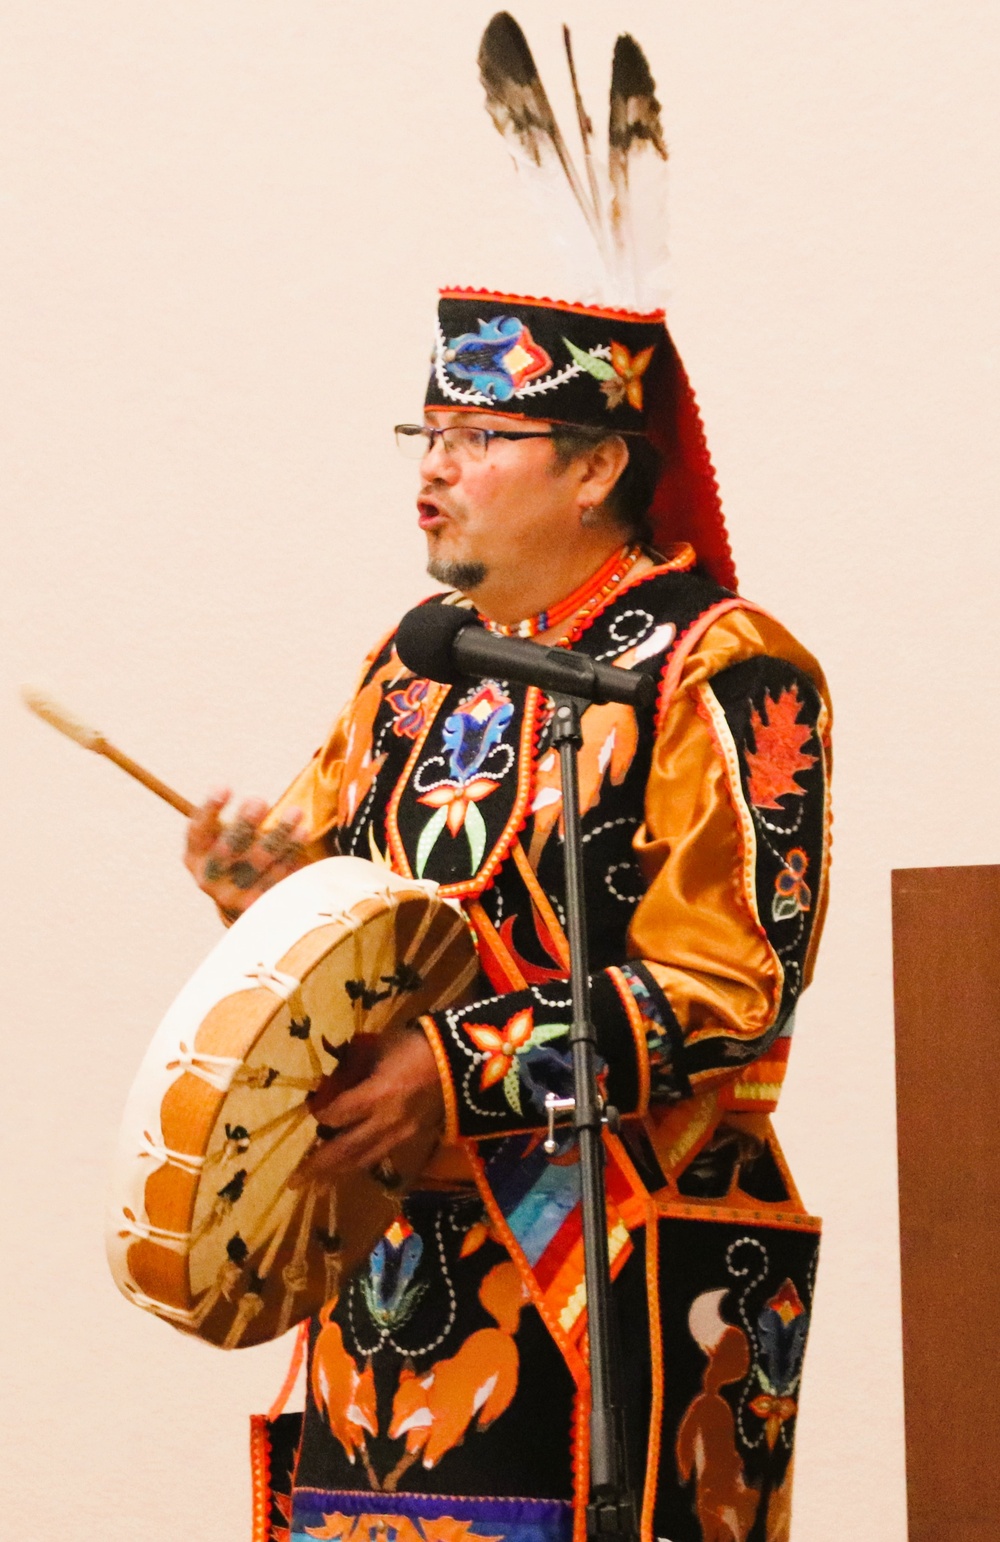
[
  {"xmin": 262, "ymin": 703, "xmax": 353, "ymax": 857},
  {"xmin": 261, "ymin": 627, "xmax": 401, "ymax": 855},
  {"xmin": 627, "ymin": 608, "xmax": 832, "ymax": 1067}
]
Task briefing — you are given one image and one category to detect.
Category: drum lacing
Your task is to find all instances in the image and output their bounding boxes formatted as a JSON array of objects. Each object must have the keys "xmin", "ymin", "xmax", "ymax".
[
  {"xmin": 121, "ymin": 1283, "xmax": 199, "ymax": 1327},
  {"xmin": 164, "ymin": 1045, "xmax": 242, "ymax": 1092},
  {"xmin": 248, "ymin": 962, "xmax": 311, "ymax": 1025},
  {"xmin": 137, "ymin": 1130, "xmax": 204, "ymax": 1174},
  {"xmin": 116, "ymin": 1213, "xmax": 191, "ymax": 1252}
]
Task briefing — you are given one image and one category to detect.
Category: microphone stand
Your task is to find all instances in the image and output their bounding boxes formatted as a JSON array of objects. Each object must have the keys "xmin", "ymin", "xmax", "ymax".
[{"xmin": 547, "ymin": 694, "xmax": 638, "ymax": 1542}]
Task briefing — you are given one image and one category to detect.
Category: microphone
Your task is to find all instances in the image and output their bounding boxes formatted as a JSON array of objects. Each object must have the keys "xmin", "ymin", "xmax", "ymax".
[{"xmin": 395, "ymin": 603, "xmax": 656, "ymax": 709}]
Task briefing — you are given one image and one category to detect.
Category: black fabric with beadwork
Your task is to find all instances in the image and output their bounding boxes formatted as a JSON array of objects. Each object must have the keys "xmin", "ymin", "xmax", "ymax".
[
  {"xmin": 294, "ymin": 1191, "xmax": 577, "ymax": 1500},
  {"xmin": 331, "ymin": 569, "xmax": 738, "ymax": 1136},
  {"xmin": 705, "ymin": 657, "xmax": 826, "ymax": 1047},
  {"xmin": 650, "ymin": 1214, "xmax": 820, "ymax": 1542},
  {"xmin": 411, "ymin": 570, "xmax": 734, "ymax": 1136},
  {"xmin": 390, "ymin": 673, "xmax": 535, "ymax": 894},
  {"xmin": 426, "ymin": 292, "xmax": 668, "ymax": 431},
  {"xmin": 264, "ymin": 1411, "xmax": 303, "ymax": 1538}
]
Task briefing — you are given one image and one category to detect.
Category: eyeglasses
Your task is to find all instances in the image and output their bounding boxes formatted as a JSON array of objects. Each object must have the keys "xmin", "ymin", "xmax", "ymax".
[{"xmin": 394, "ymin": 423, "xmax": 557, "ymax": 461}]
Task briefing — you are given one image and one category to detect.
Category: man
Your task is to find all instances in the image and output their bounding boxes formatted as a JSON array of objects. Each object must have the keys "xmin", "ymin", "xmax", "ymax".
[{"xmin": 185, "ymin": 285, "xmax": 830, "ymax": 1542}]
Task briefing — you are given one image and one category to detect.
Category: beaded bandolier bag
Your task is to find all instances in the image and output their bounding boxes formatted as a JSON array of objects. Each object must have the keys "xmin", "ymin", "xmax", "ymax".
[{"xmin": 253, "ymin": 15, "xmax": 831, "ymax": 1542}]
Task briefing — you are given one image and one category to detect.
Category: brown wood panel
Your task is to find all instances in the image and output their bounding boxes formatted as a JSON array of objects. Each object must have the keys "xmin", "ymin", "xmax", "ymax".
[{"xmin": 892, "ymin": 865, "xmax": 1000, "ymax": 1542}]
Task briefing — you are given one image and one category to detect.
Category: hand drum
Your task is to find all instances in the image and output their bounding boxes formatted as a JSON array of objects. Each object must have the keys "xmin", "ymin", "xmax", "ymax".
[{"xmin": 106, "ymin": 857, "xmax": 477, "ymax": 1348}]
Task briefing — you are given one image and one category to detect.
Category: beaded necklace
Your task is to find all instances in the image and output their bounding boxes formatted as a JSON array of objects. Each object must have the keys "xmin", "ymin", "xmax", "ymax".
[{"xmin": 482, "ymin": 543, "xmax": 643, "ymax": 640}]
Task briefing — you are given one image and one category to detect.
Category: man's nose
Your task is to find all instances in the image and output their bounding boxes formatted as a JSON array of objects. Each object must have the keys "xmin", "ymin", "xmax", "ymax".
[{"xmin": 420, "ymin": 434, "xmax": 459, "ymax": 481}]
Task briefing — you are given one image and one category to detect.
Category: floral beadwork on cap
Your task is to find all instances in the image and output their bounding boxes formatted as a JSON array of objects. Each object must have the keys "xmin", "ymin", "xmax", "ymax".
[
  {"xmin": 563, "ymin": 337, "xmax": 655, "ymax": 411},
  {"xmin": 442, "ymin": 317, "xmax": 552, "ymax": 402}
]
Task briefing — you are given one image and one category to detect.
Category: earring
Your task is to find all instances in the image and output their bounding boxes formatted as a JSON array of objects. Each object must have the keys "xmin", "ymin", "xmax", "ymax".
[{"xmin": 580, "ymin": 503, "xmax": 601, "ymax": 529}]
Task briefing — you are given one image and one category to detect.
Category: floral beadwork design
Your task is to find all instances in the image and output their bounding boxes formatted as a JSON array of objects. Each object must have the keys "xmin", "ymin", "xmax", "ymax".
[
  {"xmin": 386, "ymin": 678, "xmax": 433, "ymax": 740},
  {"xmin": 467, "ymin": 1007, "xmax": 535, "ymax": 1091},
  {"xmin": 442, "ymin": 316, "xmax": 552, "ymax": 402},
  {"xmin": 357, "ymin": 1217, "xmax": 428, "ymax": 1332},
  {"xmin": 748, "ymin": 1278, "xmax": 809, "ymax": 1449},
  {"xmin": 562, "ymin": 337, "xmax": 655, "ymax": 411},
  {"xmin": 414, "ymin": 682, "xmax": 514, "ymax": 877},
  {"xmin": 465, "ymin": 1005, "xmax": 571, "ymax": 1116},
  {"xmin": 772, "ymin": 847, "xmax": 811, "ymax": 923}
]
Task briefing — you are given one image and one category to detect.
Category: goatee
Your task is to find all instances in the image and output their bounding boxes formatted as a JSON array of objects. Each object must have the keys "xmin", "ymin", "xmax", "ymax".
[{"xmin": 427, "ymin": 556, "xmax": 488, "ymax": 593}]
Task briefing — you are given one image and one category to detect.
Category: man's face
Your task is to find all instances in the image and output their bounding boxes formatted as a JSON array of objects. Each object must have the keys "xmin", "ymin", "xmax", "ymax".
[{"xmin": 417, "ymin": 409, "xmax": 579, "ymax": 593}]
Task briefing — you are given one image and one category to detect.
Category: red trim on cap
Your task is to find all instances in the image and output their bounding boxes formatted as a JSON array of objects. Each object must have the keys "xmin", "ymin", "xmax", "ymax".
[
  {"xmin": 645, "ymin": 331, "xmax": 739, "ymax": 593},
  {"xmin": 439, "ymin": 285, "xmax": 665, "ymax": 325}
]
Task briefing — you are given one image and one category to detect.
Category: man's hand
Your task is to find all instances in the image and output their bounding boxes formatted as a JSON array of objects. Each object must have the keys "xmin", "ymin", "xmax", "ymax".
[
  {"xmin": 292, "ymin": 1022, "xmax": 445, "ymax": 1187},
  {"xmin": 184, "ymin": 788, "xmax": 308, "ymax": 921}
]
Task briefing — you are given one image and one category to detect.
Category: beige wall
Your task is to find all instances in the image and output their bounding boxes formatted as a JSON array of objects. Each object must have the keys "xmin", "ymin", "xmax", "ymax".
[{"xmin": 4, "ymin": 2, "xmax": 998, "ymax": 1536}]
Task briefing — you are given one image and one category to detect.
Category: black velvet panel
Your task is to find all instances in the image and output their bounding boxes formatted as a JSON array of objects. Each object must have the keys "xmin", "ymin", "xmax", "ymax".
[
  {"xmin": 295, "ymin": 1191, "xmax": 577, "ymax": 1502},
  {"xmin": 651, "ymin": 1213, "xmax": 820, "ymax": 1542}
]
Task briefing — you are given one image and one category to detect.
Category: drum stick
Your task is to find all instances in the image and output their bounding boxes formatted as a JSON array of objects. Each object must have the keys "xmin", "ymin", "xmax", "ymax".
[{"xmin": 21, "ymin": 688, "xmax": 197, "ymax": 818}]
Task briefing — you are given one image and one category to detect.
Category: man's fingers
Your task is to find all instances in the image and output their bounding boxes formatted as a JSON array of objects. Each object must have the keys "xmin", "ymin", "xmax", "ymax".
[
  {"xmin": 254, "ymin": 810, "xmax": 307, "ymax": 886},
  {"xmin": 259, "ymin": 809, "xmax": 305, "ymax": 861},
  {"xmin": 293, "ymin": 1116, "xmax": 411, "ymax": 1187},
  {"xmin": 209, "ymin": 804, "xmax": 305, "ymax": 885},
  {"xmin": 201, "ymin": 798, "xmax": 269, "ymax": 884},
  {"xmin": 185, "ymin": 788, "xmax": 231, "ymax": 863},
  {"xmin": 216, "ymin": 798, "xmax": 269, "ymax": 858}
]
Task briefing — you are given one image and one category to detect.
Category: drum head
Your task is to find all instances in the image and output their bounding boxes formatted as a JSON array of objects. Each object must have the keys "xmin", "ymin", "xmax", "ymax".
[{"xmin": 107, "ymin": 858, "xmax": 477, "ymax": 1347}]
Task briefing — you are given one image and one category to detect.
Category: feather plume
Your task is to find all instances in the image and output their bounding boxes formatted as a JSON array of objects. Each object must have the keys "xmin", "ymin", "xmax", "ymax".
[
  {"xmin": 477, "ymin": 15, "xmax": 670, "ymax": 309},
  {"xmin": 608, "ymin": 34, "xmax": 670, "ymax": 309},
  {"xmin": 478, "ymin": 13, "xmax": 608, "ymax": 297},
  {"xmin": 562, "ymin": 26, "xmax": 605, "ymax": 249},
  {"xmin": 21, "ymin": 688, "xmax": 105, "ymax": 751}
]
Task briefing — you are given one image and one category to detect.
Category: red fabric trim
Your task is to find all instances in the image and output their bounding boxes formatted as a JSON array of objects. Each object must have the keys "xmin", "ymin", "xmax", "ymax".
[
  {"xmin": 651, "ymin": 1194, "xmax": 822, "ymax": 1232},
  {"xmin": 654, "ymin": 597, "xmax": 771, "ymax": 732},
  {"xmin": 570, "ymin": 1385, "xmax": 589, "ymax": 1542},
  {"xmin": 645, "ymin": 332, "xmax": 738, "ymax": 592},
  {"xmin": 439, "ymin": 285, "xmax": 665, "ymax": 324},
  {"xmin": 249, "ymin": 1414, "xmax": 272, "ymax": 1542}
]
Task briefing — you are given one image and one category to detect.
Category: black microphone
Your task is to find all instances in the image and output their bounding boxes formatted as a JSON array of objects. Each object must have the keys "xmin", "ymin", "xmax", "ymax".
[{"xmin": 395, "ymin": 603, "xmax": 656, "ymax": 709}]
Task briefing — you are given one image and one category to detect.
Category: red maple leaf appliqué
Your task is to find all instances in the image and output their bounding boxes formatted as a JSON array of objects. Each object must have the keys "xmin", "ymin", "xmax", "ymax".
[{"xmin": 745, "ymin": 685, "xmax": 817, "ymax": 809}]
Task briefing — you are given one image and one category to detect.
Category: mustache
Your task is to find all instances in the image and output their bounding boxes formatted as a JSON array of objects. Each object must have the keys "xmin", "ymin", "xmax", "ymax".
[{"xmin": 419, "ymin": 483, "xmax": 460, "ymax": 516}]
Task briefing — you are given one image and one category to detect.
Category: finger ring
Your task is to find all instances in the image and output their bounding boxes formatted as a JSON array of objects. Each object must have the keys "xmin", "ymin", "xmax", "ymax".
[
  {"xmin": 225, "ymin": 818, "xmax": 256, "ymax": 856},
  {"xmin": 228, "ymin": 861, "xmax": 259, "ymax": 890}
]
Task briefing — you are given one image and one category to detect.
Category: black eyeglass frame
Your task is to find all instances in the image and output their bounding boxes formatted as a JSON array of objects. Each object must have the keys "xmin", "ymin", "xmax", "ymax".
[{"xmin": 394, "ymin": 422, "xmax": 558, "ymax": 458}]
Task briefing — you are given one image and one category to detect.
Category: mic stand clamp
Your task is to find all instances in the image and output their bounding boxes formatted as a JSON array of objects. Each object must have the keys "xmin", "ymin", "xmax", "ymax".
[
  {"xmin": 546, "ymin": 694, "xmax": 639, "ymax": 1542},
  {"xmin": 543, "ymin": 1091, "xmax": 621, "ymax": 1155}
]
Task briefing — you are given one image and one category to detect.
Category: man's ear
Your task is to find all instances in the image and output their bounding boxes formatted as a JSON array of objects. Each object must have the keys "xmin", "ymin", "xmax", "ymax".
[{"xmin": 579, "ymin": 436, "xmax": 630, "ymax": 509}]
